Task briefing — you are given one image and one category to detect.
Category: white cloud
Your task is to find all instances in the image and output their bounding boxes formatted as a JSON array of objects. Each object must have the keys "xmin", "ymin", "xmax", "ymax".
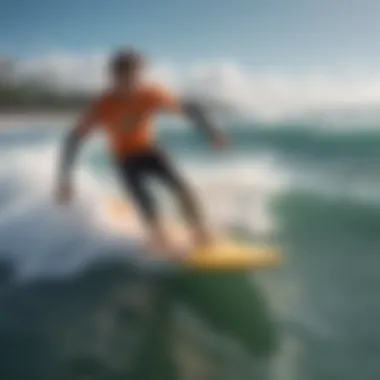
[
  {"xmin": 12, "ymin": 52, "xmax": 380, "ymax": 121},
  {"xmin": 17, "ymin": 52, "xmax": 108, "ymax": 92}
]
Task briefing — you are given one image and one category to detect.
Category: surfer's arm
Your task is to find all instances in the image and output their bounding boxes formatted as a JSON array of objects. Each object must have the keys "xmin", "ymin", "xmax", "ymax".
[
  {"xmin": 153, "ymin": 87, "xmax": 228, "ymax": 147},
  {"xmin": 56, "ymin": 107, "xmax": 99, "ymax": 202},
  {"xmin": 58, "ymin": 128, "xmax": 83, "ymax": 185},
  {"xmin": 181, "ymin": 99, "xmax": 227, "ymax": 146}
]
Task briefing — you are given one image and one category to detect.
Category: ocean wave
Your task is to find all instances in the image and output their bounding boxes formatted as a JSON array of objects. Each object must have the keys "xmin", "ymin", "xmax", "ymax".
[
  {"xmin": 277, "ymin": 190, "xmax": 380, "ymax": 239},
  {"xmin": 1, "ymin": 122, "xmax": 380, "ymax": 380},
  {"xmin": 0, "ymin": 138, "xmax": 284, "ymax": 278},
  {"xmin": 158, "ymin": 124, "xmax": 380, "ymax": 162}
]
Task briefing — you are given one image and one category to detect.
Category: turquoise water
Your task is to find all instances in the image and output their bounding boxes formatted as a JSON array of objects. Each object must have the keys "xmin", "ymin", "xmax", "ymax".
[{"xmin": 0, "ymin": 118, "xmax": 379, "ymax": 379}]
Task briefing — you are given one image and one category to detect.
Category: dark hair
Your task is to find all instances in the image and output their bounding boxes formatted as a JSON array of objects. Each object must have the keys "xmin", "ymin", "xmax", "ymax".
[{"xmin": 110, "ymin": 48, "xmax": 145, "ymax": 74}]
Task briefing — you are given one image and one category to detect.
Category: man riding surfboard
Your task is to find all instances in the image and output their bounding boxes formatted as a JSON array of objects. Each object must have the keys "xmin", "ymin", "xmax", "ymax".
[{"xmin": 56, "ymin": 48, "xmax": 228, "ymax": 251}]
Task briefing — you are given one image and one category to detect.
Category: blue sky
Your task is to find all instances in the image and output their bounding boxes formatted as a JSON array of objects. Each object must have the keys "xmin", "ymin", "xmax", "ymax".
[
  {"xmin": 4, "ymin": 0, "xmax": 380, "ymax": 118},
  {"xmin": 2, "ymin": 0, "xmax": 380, "ymax": 67}
]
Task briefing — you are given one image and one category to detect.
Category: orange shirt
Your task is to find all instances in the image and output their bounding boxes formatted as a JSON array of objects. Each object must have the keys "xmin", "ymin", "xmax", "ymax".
[{"xmin": 91, "ymin": 85, "xmax": 181, "ymax": 157}]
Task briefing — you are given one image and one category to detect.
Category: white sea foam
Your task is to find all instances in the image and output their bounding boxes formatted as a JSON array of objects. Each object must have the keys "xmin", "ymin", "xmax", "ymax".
[
  {"xmin": 0, "ymin": 144, "xmax": 137, "ymax": 279},
  {"xmin": 0, "ymin": 131, "xmax": 286, "ymax": 278}
]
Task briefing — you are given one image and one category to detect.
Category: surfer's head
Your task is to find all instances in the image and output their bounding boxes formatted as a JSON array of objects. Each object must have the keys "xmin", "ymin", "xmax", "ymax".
[{"xmin": 110, "ymin": 48, "xmax": 145, "ymax": 92}]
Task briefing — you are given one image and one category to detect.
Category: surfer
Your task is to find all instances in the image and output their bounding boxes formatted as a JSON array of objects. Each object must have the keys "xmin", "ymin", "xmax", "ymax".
[{"xmin": 55, "ymin": 48, "xmax": 228, "ymax": 251}]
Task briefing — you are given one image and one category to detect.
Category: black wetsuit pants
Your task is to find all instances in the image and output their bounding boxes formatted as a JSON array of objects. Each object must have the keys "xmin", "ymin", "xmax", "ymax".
[{"xmin": 115, "ymin": 148, "xmax": 200, "ymax": 226}]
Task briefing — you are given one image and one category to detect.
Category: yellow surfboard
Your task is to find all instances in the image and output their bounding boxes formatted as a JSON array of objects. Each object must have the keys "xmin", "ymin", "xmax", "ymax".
[
  {"xmin": 104, "ymin": 198, "xmax": 281, "ymax": 271},
  {"xmin": 182, "ymin": 241, "xmax": 280, "ymax": 270}
]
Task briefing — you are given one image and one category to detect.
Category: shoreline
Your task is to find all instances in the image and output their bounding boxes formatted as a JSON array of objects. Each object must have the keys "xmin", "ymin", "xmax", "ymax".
[
  {"xmin": 0, "ymin": 111, "xmax": 79, "ymax": 126},
  {"xmin": 0, "ymin": 110, "xmax": 79, "ymax": 116}
]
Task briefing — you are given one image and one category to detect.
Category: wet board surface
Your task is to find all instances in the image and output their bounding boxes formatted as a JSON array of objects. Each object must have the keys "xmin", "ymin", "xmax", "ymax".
[{"xmin": 104, "ymin": 198, "xmax": 281, "ymax": 271}]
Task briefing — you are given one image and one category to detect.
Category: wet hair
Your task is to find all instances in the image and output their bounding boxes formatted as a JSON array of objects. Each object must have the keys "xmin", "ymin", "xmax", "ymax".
[{"xmin": 110, "ymin": 48, "xmax": 145, "ymax": 75}]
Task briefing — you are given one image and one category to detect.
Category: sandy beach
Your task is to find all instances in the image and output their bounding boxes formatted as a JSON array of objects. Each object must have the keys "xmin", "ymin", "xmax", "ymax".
[{"xmin": 0, "ymin": 111, "xmax": 79, "ymax": 128}]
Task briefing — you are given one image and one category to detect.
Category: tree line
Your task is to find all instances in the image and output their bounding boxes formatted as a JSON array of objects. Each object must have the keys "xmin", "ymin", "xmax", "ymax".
[
  {"xmin": 0, "ymin": 82, "xmax": 91, "ymax": 112},
  {"xmin": 0, "ymin": 58, "xmax": 91, "ymax": 112}
]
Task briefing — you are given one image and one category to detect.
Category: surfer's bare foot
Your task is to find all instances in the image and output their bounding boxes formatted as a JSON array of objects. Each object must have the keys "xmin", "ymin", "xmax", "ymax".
[
  {"xmin": 144, "ymin": 225, "xmax": 172, "ymax": 253},
  {"xmin": 150, "ymin": 235, "xmax": 173, "ymax": 253},
  {"xmin": 193, "ymin": 227, "xmax": 213, "ymax": 248},
  {"xmin": 154, "ymin": 232, "xmax": 190, "ymax": 261},
  {"xmin": 146, "ymin": 236, "xmax": 189, "ymax": 262}
]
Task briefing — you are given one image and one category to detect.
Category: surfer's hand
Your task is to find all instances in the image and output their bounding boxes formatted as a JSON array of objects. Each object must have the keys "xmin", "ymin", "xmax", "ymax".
[
  {"xmin": 212, "ymin": 131, "xmax": 229, "ymax": 150},
  {"xmin": 56, "ymin": 181, "xmax": 72, "ymax": 204}
]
